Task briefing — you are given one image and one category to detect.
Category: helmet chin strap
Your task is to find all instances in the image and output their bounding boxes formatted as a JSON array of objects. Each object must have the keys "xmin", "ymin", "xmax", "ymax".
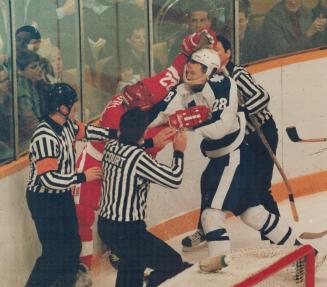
[{"xmin": 57, "ymin": 106, "xmax": 71, "ymax": 121}]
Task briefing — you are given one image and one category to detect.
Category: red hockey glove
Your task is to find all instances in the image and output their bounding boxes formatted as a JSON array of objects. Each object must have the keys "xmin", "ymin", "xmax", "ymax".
[
  {"xmin": 168, "ymin": 105, "xmax": 210, "ymax": 129},
  {"xmin": 122, "ymin": 81, "xmax": 154, "ymax": 111},
  {"xmin": 180, "ymin": 28, "xmax": 217, "ymax": 56}
]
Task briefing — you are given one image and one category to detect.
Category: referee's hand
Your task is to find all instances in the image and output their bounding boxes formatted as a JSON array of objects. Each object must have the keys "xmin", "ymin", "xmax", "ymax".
[
  {"xmin": 152, "ymin": 127, "xmax": 176, "ymax": 149},
  {"xmin": 84, "ymin": 167, "xmax": 103, "ymax": 182},
  {"xmin": 173, "ymin": 130, "xmax": 187, "ymax": 152}
]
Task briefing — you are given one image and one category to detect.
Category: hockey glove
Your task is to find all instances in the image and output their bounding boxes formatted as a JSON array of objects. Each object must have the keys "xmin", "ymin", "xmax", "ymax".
[
  {"xmin": 122, "ymin": 81, "xmax": 154, "ymax": 111},
  {"xmin": 168, "ymin": 105, "xmax": 210, "ymax": 129},
  {"xmin": 180, "ymin": 28, "xmax": 217, "ymax": 56}
]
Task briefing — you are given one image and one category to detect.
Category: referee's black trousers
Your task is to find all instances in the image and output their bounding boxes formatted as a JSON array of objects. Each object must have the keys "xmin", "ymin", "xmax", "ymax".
[
  {"xmin": 98, "ymin": 217, "xmax": 186, "ymax": 287},
  {"xmin": 25, "ymin": 191, "xmax": 81, "ymax": 287},
  {"xmin": 245, "ymin": 117, "xmax": 280, "ymax": 217}
]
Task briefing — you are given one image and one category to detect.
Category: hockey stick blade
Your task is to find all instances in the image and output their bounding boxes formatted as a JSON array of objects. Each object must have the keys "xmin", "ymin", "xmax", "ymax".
[
  {"xmin": 286, "ymin": 126, "xmax": 327, "ymax": 143},
  {"xmin": 286, "ymin": 126, "xmax": 301, "ymax": 142},
  {"xmin": 299, "ymin": 229, "xmax": 327, "ymax": 239}
]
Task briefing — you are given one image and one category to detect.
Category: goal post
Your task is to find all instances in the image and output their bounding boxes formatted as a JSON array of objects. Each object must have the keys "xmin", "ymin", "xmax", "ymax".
[
  {"xmin": 234, "ymin": 245, "xmax": 315, "ymax": 287},
  {"xmin": 161, "ymin": 245, "xmax": 317, "ymax": 287}
]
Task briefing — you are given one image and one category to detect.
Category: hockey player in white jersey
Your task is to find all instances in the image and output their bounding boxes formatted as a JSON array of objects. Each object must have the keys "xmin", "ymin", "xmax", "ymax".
[{"xmin": 150, "ymin": 48, "xmax": 302, "ymax": 258}]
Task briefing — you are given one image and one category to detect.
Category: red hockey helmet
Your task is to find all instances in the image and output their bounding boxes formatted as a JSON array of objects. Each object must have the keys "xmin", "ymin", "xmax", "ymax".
[{"xmin": 122, "ymin": 81, "xmax": 153, "ymax": 111}]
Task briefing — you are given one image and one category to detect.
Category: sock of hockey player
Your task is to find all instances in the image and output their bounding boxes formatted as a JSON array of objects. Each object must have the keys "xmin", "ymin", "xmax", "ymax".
[
  {"xmin": 108, "ymin": 250, "xmax": 121, "ymax": 270},
  {"xmin": 75, "ymin": 263, "xmax": 92, "ymax": 287},
  {"xmin": 76, "ymin": 204, "xmax": 96, "ymax": 270},
  {"xmin": 240, "ymin": 205, "xmax": 298, "ymax": 245},
  {"xmin": 201, "ymin": 208, "xmax": 230, "ymax": 257}
]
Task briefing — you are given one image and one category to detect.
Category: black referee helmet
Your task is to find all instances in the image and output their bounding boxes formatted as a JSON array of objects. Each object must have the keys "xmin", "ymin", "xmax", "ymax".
[{"xmin": 46, "ymin": 83, "xmax": 78, "ymax": 115}]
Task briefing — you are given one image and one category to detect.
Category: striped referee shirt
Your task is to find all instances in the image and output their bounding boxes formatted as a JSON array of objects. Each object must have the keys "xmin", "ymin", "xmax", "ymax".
[
  {"xmin": 27, "ymin": 116, "xmax": 117, "ymax": 194},
  {"xmin": 99, "ymin": 140, "xmax": 184, "ymax": 222},
  {"xmin": 226, "ymin": 61, "xmax": 272, "ymax": 134}
]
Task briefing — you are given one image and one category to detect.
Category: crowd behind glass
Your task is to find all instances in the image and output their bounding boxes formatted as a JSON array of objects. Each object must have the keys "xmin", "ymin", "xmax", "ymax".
[{"xmin": 0, "ymin": 0, "xmax": 326, "ymax": 164}]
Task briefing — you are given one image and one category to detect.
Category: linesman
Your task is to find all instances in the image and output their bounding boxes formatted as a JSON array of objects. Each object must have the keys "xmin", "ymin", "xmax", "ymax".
[
  {"xmin": 98, "ymin": 108, "xmax": 190, "ymax": 287},
  {"xmin": 25, "ymin": 83, "xmax": 117, "ymax": 287}
]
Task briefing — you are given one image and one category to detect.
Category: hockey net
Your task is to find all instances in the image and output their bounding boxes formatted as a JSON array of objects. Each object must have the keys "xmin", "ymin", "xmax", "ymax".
[{"xmin": 161, "ymin": 245, "xmax": 315, "ymax": 287}]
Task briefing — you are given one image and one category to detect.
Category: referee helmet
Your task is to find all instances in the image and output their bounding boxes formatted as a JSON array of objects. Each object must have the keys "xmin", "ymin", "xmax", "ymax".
[{"xmin": 47, "ymin": 83, "xmax": 78, "ymax": 114}]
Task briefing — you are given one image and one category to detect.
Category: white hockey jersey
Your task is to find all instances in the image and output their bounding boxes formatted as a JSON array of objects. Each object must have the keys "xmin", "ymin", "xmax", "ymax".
[{"xmin": 150, "ymin": 73, "xmax": 246, "ymax": 158}]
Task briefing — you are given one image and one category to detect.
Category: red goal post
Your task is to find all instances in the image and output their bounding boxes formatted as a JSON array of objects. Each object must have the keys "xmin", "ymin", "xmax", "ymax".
[
  {"xmin": 161, "ymin": 245, "xmax": 317, "ymax": 287},
  {"xmin": 234, "ymin": 245, "xmax": 315, "ymax": 287}
]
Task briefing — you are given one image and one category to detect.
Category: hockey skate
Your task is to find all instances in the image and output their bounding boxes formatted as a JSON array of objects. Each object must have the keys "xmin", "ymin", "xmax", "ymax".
[
  {"xmin": 316, "ymin": 253, "xmax": 327, "ymax": 271},
  {"xmin": 181, "ymin": 229, "xmax": 206, "ymax": 252},
  {"xmin": 199, "ymin": 255, "xmax": 228, "ymax": 273},
  {"xmin": 108, "ymin": 250, "xmax": 121, "ymax": 270},
  {"xmin": 75, "ymin": 263, "xmax": 92, "ymax": 287},
  {"xmin": 293, "ymin": 252, "xmax": 326, "ymax": 283}
]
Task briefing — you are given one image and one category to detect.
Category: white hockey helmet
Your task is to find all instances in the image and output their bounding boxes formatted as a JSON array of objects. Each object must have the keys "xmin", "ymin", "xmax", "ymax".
[{"xmin": 191, "ymin": 48, "xmax": 221, "ymax": 76}]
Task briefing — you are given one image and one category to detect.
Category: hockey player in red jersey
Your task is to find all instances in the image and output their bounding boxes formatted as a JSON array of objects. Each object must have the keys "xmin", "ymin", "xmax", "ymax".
[{"xmin": 74, "ymin": 29, "xmax": 216, "ymax": 271}]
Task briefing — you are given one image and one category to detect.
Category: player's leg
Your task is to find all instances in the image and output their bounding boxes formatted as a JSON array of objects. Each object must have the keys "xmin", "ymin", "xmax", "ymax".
[
  {"xmin": 75, "ymin": 204, "xmax": 95, "ymax": 269},
  {"xmin": 200, "ymin": 157, "xmax": 235, "ymax": 257},
  {"xmin": 75, "ymin": 148, "xmax": 102, "ymax": 270},
  {"xmin": 201, "ymin": 208, "xmax": 229, "ymax": 257},
  {"xmin": 181, "ymin": 180, "xmax": 206, "ymax": 251},
  {"xmin": 182, "ymin": 157, "xmax": 228, "ymax": 252},
  {"xmin": 240, "ymin": 205, "xmax": 298, "ymax": 245}
]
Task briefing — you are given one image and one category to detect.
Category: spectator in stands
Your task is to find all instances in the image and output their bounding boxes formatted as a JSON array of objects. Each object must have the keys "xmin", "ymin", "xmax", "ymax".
[
  {"xmin": 167, "ymin": 1, "xmax": 214, "ymax": 64},
  {"xmin": 15, "ymin": 25, "xmax": 42, "ymax": 52},
  {"xmin": 121, "ymin": 20, "xmax": 162, "ymax": 76},
  {"xmin": 83, "ymin": 0, "xmax": 145, "ymax": 87},
  {"xmin": 83, "ymin": 0, "xmax": 114, "ymax": 70},
  {"xmin": 0, "ymin": 64, "xmax": 12, "ymax": 162},
  {"xmin": 312, "ymin": 0, "xmax": 327, "ymax": 46},
  {"xmin": 115, "ymin": 58, "xmax": 140, "ymax": 93},
  {"xmin": 25, "ymin": 0, "xmax": 76, "ymax": 69},
  {"xmin": 15, "ymin": 25, "xmax": 55, "ymax": 81},
  {"xmin": 16, "ymin": 26, "xmax": 55, "ymax": 119},
  {"xmin": 16, "ymin": 49, "xmax": 43, "ymax": 148},
  {"xmin": 238, "ymin": 0, "xmax": 264, "ymax": 64},
  {"xmin": 262, "ymin": 0, "xmax": 327, "ymax": 57},
  {"xmin": 103, "ymin": 0, "xmax": 145, "ymax": 25},
  {"xmin": 38, "ymin": 40, "xmax": 63, "ymax": 81}
]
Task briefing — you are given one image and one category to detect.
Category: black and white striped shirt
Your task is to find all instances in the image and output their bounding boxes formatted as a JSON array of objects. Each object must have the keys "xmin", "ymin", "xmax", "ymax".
[
  {"xmin": 226, "ymin": 61, "xmax": 272, "ymax": 134},
  {"xmin": 27, "ymin": 116, "xmax": 116, "ymax": 194},
  {"xmin": 99, "ymin": 140, "xmax": 184, "ymax": 222}
]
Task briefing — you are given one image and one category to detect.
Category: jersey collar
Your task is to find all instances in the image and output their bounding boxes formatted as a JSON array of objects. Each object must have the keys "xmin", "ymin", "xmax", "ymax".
[{"xmin": 44, "ymin": 116, "xmax": 63, "ymax": 134}]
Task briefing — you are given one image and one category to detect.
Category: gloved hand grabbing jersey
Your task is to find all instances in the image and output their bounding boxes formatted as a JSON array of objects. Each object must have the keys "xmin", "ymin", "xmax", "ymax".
[
  {"xmin": 168, "ymin": 105, "xmax": 210, "ymax": 129},
  {"xmin": 122, "ymin": 81, "xmax": 154, "ymax": 111},
  {"xmin": 180, "ymin": 28, "xmax": 217, "ymax": 56}
]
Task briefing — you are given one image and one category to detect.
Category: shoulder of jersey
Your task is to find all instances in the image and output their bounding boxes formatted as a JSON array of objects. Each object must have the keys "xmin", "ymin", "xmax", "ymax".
[
  {"xmin": 176, "ymin": 83, "xmax": 190, "ymax": 96},
  {"xmin": 31, "ymin": 120, "xmax": 57, "ymax": 141},
  {"xmin": 100, "ymin": 95, "xmax": 124, "ymax": 124},
  {"xmin": 208, "ymin": 73, "xmax": 231, "ymax": 94}
]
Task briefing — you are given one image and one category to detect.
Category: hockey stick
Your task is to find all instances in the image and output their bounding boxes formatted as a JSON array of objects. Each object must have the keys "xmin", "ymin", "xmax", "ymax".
[
  {"xmin": 222, "ymin": 67, "xmax": 299, "ymax": 222},
  {"xmin": 299, "ymin": 229, "xmax": 327, "ymax": 240},
  {"xmin": 286, "ymin": 126, "xmax": 327, "ymax": 143},
  {"xmin": 251, "ymin": 119, "xmax": 299, "ymax": 221}
]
